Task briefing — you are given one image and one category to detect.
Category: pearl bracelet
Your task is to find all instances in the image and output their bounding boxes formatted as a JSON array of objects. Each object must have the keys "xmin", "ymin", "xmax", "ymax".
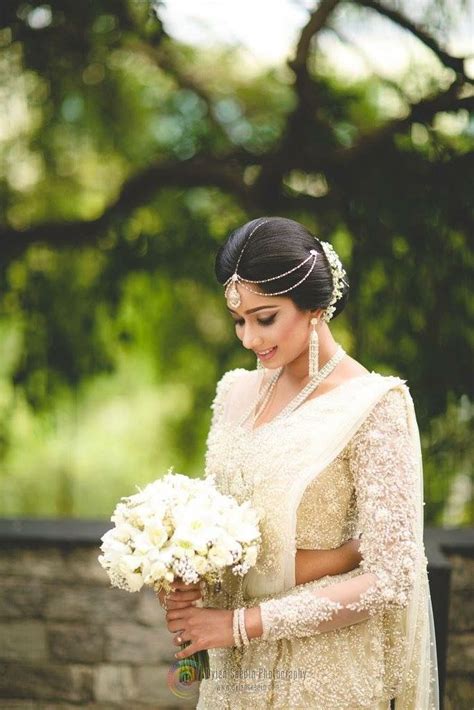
[
  {"xmin": 238, "ymin": 607, "xmax": 250, "ymax": 646},
  {"xmin": 232, "ymin": 608, "xmax": 242, "ymax": 648}
]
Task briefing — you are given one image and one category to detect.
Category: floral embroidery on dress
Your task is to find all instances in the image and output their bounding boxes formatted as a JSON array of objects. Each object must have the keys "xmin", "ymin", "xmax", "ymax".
[
  {"xmin": 197, "ymin": 369, "xmax": 435, "ymax": 710},
  {"xmin": 257, "ymin": 389, "xmax": 419, "ymax": 641}
]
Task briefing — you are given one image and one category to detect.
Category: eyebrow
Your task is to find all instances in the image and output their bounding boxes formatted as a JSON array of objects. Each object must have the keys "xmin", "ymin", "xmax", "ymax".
[{"xmin": 226, "ymin": 305, "xmax": 279, "ymax": 315}]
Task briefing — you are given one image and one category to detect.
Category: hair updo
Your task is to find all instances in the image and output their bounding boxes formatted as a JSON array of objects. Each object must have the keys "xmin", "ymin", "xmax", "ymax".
[{"xmin": 215, "ymin": 216, "xmax": 349, "ymax": 319}]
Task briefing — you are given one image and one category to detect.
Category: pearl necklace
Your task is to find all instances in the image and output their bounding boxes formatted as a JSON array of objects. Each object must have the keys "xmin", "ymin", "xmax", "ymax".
[
  {"xmin": 237, "ymin": 345, "xmax": 346, "ymax": 430},
  {"xmin": 236, "ymin": 368, "xmax": 280, "ymax": 429}
]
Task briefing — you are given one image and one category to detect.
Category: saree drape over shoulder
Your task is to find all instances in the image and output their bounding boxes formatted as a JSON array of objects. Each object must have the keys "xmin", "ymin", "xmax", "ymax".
[{"xmin": 197, "ymin": 368, "xmax": 439, "ymax": 710}]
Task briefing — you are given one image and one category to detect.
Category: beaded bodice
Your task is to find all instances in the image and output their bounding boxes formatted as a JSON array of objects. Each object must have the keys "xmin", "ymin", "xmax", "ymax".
[{"xmin": 295, "ymin": 447, "xmax": 357, "ymax": 548}]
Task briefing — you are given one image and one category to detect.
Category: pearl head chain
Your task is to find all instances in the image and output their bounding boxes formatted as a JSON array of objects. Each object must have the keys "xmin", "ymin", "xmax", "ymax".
[
  {"xmin": 225, "ymin": 251, "xmax": 319, "ymax": 308},
  {"xmin": 223, "ymin": 219, "xmax": 348, "ymax": 322}
]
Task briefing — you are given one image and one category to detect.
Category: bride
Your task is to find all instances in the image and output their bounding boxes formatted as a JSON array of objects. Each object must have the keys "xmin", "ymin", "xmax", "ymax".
[{"xmin": 159, "ymin": 217, "xmax": 439, "ymax": 709}]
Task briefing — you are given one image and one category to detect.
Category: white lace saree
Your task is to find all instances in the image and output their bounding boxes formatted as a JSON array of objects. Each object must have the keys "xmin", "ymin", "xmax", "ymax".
[{"xmin": 198, "ymin": 368, "xmax": 439, "ymax": 709}]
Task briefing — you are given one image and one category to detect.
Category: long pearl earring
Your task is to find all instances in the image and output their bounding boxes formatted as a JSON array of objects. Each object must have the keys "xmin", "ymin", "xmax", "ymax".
[{"xmin": 309, "ymin": 317, "xmax": 319, "ymax": 377}]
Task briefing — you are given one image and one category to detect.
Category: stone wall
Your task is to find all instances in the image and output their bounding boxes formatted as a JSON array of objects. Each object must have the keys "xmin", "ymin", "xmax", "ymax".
[
  {"xmin": 0, "ymin": 520, "xmax": 472, "ymax": 709},
  {"xmin": 444, "ymin": 553, "xmax": 474, "ymax": 710},
  {"xmin": 0, "ymin": 540, "xmax": 197, "ymax": 709}
]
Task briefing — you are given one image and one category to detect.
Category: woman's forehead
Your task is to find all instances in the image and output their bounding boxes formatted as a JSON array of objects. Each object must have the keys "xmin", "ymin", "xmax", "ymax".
[{"xmin": 226, "ymin": 285, "xmax": 290, "ymax": 314}]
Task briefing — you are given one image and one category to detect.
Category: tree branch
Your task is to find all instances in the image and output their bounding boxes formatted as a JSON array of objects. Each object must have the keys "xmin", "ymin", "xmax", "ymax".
[
  {"xmin": 290, "ymin": 0, "xmax": 342, "ymax": 73},
  {"xmin": 357, "ymin": 0, "xmax": 470, "ymax": 81},
  {"xmin": 0, "ymin": 156, "xmax": 251, "ymax": 262},
  {"xmin": 339, "ymin": 84, "xmax": 474, "ymax": 166},
  {"xmin": 255, "ymin": 0, "xmax": 342, "ymax": 205}
]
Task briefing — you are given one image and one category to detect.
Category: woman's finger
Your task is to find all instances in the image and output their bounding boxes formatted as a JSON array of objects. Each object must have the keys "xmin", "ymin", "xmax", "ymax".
[
  {"xmin": 172, "ymin": 581, "xmax": 201, "ymax": 591},
  {"xmin": 173, "ymin": 631, "xmax": 190, "ymax": 646},
  {"xmin": 175, "ymin": 641, "xmax": 201, "ymax": 659},
  {"xmin": 168, "ymin": 590, "xmax": 201, "ymax": 602},
  {"xmin": 166, "ymin": 607, "xmax": 191, "ymax": 622},
  {"xmin": 167, "ymin": 599, "xmax": 199, "ymax": 610},
  {"xmin": 167, "ymin": 620, "xmax": 187, "ymax": 633}
]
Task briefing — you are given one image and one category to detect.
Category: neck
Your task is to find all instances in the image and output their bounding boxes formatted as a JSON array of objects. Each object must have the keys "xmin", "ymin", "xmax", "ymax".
[{"xmin": 282, "ymin": 323, "xmax": 338, "ymax": 385}]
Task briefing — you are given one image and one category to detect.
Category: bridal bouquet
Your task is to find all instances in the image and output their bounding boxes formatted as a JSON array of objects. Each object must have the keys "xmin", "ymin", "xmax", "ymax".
[{"xmin": 98, "ymin": 467, "xmax": 261, "ymax": 678}]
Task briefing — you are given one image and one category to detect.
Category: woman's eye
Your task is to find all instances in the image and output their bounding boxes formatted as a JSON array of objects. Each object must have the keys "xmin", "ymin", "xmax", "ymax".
[
  {"xmin": 234, "ymin": 315, "xmax": 276, "ymax": 327},
  {"xmin": 259, "ymin": 315, "xmax": 276, "ymax": 326}
]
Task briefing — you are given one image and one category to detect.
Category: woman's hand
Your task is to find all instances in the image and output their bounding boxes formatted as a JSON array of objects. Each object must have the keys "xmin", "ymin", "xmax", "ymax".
[
  {"xmin": 166, "ymin": 606, "xmax": 234, "ymax": 659},
  {"xmin": 157, "ymin": 580, "xmax": 202, "ymax": 611},
  {"xmin": 295, "ymin": 537, "xmax": 362, "ymax": 585}
]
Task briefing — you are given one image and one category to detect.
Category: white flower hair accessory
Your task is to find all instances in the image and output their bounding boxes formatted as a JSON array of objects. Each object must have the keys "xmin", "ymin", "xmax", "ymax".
[{"xmin": 319, "ymin": 240, "xmax": 349, "ymax": 322}]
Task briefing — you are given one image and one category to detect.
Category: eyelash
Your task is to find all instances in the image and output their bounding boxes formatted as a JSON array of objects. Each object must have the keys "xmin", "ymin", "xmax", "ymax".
[{"xmin": 234, "ymin": 315, "xmax": 276, "ymax": 327}]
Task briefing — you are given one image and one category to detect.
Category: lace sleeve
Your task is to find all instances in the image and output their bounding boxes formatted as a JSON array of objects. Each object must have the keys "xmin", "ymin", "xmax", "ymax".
[{"xmin": 258, "ymin": 386, "xmax": 420, "ymax": 641}]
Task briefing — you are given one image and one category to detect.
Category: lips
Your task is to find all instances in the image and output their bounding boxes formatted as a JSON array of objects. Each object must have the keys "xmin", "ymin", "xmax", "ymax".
[{"xmin": 256, "ymin": 346, "xmax": 278, "ymax": 361}]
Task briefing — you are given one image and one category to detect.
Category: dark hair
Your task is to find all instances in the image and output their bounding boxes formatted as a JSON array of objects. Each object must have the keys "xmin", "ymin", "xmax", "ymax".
[{"xmin": 215, "ymin": 216, "xmax": 349, "ymax": 319}]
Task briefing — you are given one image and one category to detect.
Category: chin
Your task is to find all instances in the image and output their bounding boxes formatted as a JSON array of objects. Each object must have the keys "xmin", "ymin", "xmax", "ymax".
[{"xmin": 261, "ymin": 355, "xmax": 283, "ymax": 369}]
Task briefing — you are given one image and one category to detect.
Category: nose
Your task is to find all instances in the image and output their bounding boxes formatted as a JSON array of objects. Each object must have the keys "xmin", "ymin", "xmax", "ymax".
[{"xmin": 240, "ymin": 323, "xmax": 262, "ymax": 351}]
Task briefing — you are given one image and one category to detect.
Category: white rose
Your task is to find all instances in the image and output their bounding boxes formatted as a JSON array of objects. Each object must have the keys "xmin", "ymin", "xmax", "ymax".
[
  {"xmin": 113, "ymin": 522, "xmax": 138, "ymax": 543},
  {"xmin": 132, "ymin": 531, "xmax": 155, "ymax": 555},
  {"xmin": 244, "ymin": 545, "xmax": 258, "ymax": 567},
  {"xmin": 144, "ymin": 558, "xmax": 169, "ymax": 584},
  {"xmin": 144, "ymin": 523, "xmax": 168, "ymax": 549},
  {"xmin": 114, "ymin": 555, "xmax": 144, "ymax": 592},
  {"xmin": 173, "ymin": 518, "xmax": 216, "ymax": 552},
  {"xmin": 194, "ymin": 555, "xmax": 210, "ymax": 575},
  {"xmin": 224, "ymin": 505, "xmax": 260, "ymax": 544},
  {"xmin": 208, "ymin": 544, "xmax": 234, "ymax": 568},
  {"xmin": 122, "ymin": 569, "xmax": 144, "ymax": 592}
]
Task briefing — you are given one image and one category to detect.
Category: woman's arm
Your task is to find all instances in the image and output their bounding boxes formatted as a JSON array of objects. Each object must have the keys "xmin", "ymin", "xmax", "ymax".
[
  {"xmin": 245, "ymin": 387, "xmax": 420, "ymax": 642},
  {"xmin": 295, "ymin": 538, "xmax": 362, "ymax": 585},
  {"xmin": 241, "ymin": 540, "xmax": 363, "ymax": 638}
]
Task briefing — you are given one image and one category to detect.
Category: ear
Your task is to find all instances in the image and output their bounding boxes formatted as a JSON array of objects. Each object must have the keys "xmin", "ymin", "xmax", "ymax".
[{"xmin": 310, "ymin": 307, "xmax": 325, "ymax": 321}]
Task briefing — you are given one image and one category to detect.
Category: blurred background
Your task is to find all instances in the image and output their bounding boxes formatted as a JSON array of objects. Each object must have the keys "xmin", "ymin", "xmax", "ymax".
[{"xmin": 0, "ymin": 0, "xmax": 473, "ymax": 525}]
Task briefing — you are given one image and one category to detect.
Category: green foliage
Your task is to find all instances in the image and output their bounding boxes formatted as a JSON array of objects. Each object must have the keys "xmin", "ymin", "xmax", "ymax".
[
  {"xmin": 0, "ymin": 1, "xmax": 472, "ymax": 522},
  {"xmin": 422, "ymin": 394, "xmax": 473, "ymax": 526}
]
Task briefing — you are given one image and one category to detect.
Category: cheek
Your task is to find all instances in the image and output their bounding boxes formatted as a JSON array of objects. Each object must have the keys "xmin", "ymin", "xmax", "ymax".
[{"xmin": 275, "ymin": 315, "xmax": 306, "ymax": 347}]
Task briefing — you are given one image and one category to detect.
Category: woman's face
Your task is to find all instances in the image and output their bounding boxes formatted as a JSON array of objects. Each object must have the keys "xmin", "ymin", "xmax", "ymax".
[{"xmin": 226, "ymin": 283, "xmax": 315, "ymax": 369}]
